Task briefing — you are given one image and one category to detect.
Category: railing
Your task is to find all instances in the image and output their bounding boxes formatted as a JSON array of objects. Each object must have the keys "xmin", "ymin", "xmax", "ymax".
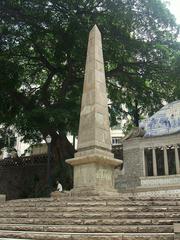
[
  {"xmin": 112, "ymin": 144, "xmax": 123, "ymax": 160},
  {"xmin": 0, "ymin": 154, "xmax": 47, "ymax": 167},
  {"xmin": 144, "ymin": 144, "xmax": 180, "ymax": 177},
  {"xmin": 0, "ymin": 144, "xmax": 123, "ymax": 168}
]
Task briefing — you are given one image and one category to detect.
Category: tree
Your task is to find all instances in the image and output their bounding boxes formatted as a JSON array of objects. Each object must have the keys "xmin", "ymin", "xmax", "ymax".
[
  {"xmin": 105, "ymin": 1, "xmax": 180, "ymax": 127},
  {"xmin": 0, "ymin": 126, "xmax": 16, "ymax": 156},
  {"xmin": 0, "ymin": 0, "xmax": 179, "ymax": 188}
]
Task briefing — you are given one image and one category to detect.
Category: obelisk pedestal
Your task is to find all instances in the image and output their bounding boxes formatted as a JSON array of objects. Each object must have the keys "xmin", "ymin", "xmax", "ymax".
[{"xmin": 66, "ymin": 25, "xmax": 122, "ymax": 195}]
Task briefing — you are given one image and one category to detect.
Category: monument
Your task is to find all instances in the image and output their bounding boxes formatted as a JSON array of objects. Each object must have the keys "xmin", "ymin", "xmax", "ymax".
[{"xmin": 66, "ymin": 25, "xmax": 122, "ymax": 195}]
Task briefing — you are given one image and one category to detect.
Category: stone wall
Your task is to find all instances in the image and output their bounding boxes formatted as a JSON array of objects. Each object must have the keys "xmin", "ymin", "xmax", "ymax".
[
  {"xmin": 174, "ymin": 224, "xmax": 180, "ymax": 240},
  {"xmin": 115, "ymin": 132, "xmax": 180, "ymax": 192},
  {"xmin": 115, "ymin": 138, "xmax": 144, "ymax": 191},
  {"xmin": 0, "ymin": 155, "xmax": 47, "ymax": 200},
  {"xmin": 140, "ymin": 174, "xmax": 180, "ymax": 187}
]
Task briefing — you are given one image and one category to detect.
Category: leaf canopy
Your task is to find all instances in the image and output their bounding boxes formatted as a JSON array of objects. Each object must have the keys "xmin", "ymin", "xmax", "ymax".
[{"xmin": 0, "ymin": 0, "xmax": 179, "ymax": 144}]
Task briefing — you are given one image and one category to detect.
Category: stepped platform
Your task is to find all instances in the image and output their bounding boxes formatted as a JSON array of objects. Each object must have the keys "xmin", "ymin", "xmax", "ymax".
[{"xmin": 0, "ymin": 196, "xmax": 179, "ymax": 239}]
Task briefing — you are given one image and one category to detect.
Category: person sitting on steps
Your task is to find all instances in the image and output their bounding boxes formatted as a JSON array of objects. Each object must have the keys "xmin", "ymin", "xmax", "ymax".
[{"xmin": 56, "ymin": 180, "xmax": 63, "ymax": 192}]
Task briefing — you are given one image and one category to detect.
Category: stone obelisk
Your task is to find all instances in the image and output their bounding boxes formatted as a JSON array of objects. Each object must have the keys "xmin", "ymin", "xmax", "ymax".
[{"xmin": 66, "ymin": 25, "xmax": 122, "ymax": 195}]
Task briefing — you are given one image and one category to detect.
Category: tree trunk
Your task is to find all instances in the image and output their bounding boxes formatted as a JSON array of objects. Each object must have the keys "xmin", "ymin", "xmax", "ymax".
[
  {"xmin": 132, "ymin": 100, "xmax": 140, "ymax": 127},
  {"xmin": 50, "ymin": 133, "xmax": 75, "ymax": 190},
  {"xmin": 133, "ymin": 110, "xmax": 140, "ymax": 127}
]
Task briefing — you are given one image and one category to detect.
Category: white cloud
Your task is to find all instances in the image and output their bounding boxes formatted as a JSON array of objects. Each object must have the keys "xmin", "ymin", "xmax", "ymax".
[{"xmin": 167, "ymin": 0, "xmax": 180, "ymax": 24}]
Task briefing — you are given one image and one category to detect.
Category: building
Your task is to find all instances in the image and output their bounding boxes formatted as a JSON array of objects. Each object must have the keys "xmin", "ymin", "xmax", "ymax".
[{"xmin": 116, "ymin": 100, "xmax": 180, "ymax": 197}]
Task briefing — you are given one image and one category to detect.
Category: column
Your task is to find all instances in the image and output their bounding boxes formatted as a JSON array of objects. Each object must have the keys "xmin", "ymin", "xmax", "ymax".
[
  {"xmin": 152, "ymin": 147, "xmax": 157, "ymax": 176},
  {"xmin": 175, "ymin": 145, "xmax": 180, "ymax": 174},
  {"xmin": 143, "ymin": 149, "xmax": 147, "ymax": 176},
  {"xmin": 163, "ymin": 146, "xmax": 169, "ymax": 175},
  {"xmin": 66, "ymin": 25, "xmax": 122, "ymax": 195}
]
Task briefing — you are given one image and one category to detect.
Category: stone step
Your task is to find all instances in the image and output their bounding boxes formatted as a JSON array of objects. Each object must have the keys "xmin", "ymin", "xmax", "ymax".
[
  {"xmin": 9, "ymin": 196, "xmax": 180, "ymax": 201},
  {"xmin": 0, "ymin": 206, "xmax": 180, "ymax": 213},
  {"xmin": 111, "ymin": 211, "xmax": 180, "ymax": 219},
  {"xmin": 2, "ymin": 199, "xmax": 180, "ymax": 208},
  {"xmin": 0, "ymin": 197, "xmax": 178, "ymax": 240},
  {"xmin": 0, "ymin": 217, "xmax": 179, "ymax": 225},
  {"xmin": 0, "ymin": 211, "xmax": 180, "ymax": 219},
  {"xmin": 0, "ymin": 238, "xmax": 31, "ymax": 240},
  {"xmin": 0, "ymin": 224, "xmax": 174, "ymax": 233},
  {"xmin": 0, "ymin": 231, "xmax": 174, "ymax": 240}
]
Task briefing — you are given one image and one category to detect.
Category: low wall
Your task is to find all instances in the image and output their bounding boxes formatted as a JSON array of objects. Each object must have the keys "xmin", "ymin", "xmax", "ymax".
[
  {"xmin": 0, "ymin": 147, "xmax": 123, "ymax": 200},
  {"xmin": 140, "ymin": 174, "xmax": 180, "ymax": 187},
  {"xmin": 174, "ymin": 224, "xmax": 180, "ymax": 240},
  {"xmin": 0, "ymin": 155, "xmax": 47, "ymax": 200},
  {"xmin": 0, "ymin": 194, "xmax": 6, "ymax": 202}
]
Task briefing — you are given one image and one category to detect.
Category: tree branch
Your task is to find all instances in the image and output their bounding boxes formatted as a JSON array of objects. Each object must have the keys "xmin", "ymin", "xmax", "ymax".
[
  {"xmin": 40, "ymin": 71, "xmax": 55, "ymax": 106},
  {"xmin": 32, "ymin": 41, "xmax": 57, "ymax": 72}
]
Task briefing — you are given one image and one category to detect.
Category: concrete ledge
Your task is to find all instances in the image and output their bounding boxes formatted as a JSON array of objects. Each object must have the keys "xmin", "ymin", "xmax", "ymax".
[
  {"xmin": 51, "ymin": 191, "xmax": 70, "ymax": 199},
  {"xmin": 0, "ymin": 231, "xmax": 174, "ymax": 240},
  {"xmin": 174, "ymin": 224, "xmax": 180, "ymax": 240},
  {"xmin": 140, "ymin": 174, "xmax": 180, "ymax": 187},
  {"xmin": 66, "ymin": 155, "xmax": 121, "ymax": 194},
  {"xmin": 69, "ymin": 187, "xmax": 119, "ymax": 197},
  {"xmin": 174, "ymin": 224, "xmax": 180, "ymax": 232},
  {"xmin": 0, "ymin": 194, "xmax": 6, "ymax": 202},
  {"xmin": 118, "ymin": 184, "xmax": 180, "ymax": 197},
  {"xmin": 66, "ymin": 154, "xmax": 122, "ymax": 167},
  {"xmin": 137, "ymin": 184, "xmax": 180, "ymax": 192}
]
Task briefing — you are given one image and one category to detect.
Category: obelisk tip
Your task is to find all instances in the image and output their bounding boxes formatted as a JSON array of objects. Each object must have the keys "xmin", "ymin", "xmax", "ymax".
[{"xmin": 90, "ymin": 24, "xmax": 101, "ymax": 34}]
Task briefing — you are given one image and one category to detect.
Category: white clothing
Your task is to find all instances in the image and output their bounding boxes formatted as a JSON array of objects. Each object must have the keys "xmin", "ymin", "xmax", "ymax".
[{"xmin": 57, "ymin": 182, "xmax": 62, "ymax": 192}]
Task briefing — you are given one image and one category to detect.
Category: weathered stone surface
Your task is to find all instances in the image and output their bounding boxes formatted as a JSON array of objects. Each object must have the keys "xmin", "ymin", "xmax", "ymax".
[
  {"xmin": 137, "ymin": 225, "xmax": 173, "ymax": 233},
  {"xmin": 87, "ymin": 225, "xmax": 138, "ymax": 233},
  {"xmin": 44, "ymin": 206, "xmax": 80, "ymax": 212},
  {"xmin": 66, "ymin": 154, "xmax": 121, "ymax": 195},
  {"xmin": 62, "ymin": 211, "xmax": 111, "ymax": 218},
  {"xmin": 66, "ymin": 200, "xmax": 107, "ymax": 206},
  {"xmin": 174, "ymin": 223, "xmax": 180, "ymax": 233},
  {"xmin": 0, "ymin": 231, "xmax": 174, "ymax": 240},
  {"xmin": 66, "ymin": 25, "xmax": 122, "ymax": 194},
  {"xmin": 140, "ymin": 175, "xmax": 180, "ymax": 188},
  {"xmin": 106, "ymin": 200, "xmax": 151, "ymax": 206},
  {"xmin": 0, "ymin": 212, "xmax": 29, "ymax": 218},
  {"xmin": 45, "ymin": 225, "xmax": 88, "ymax": 233},
  {"xmin": 122, "ymin": 234, "xmax": 174, "ymax": 240},
  {"xmin": 0, "ymin": 194, "xmax": 6, "ymax": 202},
  {"xmin": 71, "ymin": 160, "xmax": 118, "ymax": 191},
  {"xmin": 83, "ymin": 218, "xmax": 152, "ymax": 225},
  {"xmin": 51, "ymin": 191, "xmax": 68, "ymax": 199},
  {"xmin": 174, "ymin": 234, "xmax": 180, "ymax": 240},
  {"xmin": 0, "ymin": 231, "xmax": 72, "ymax": 240},
  {"xmin": 152, "ymin": 219, "xmax": 179, "ymax": 225},
  {"xmin": 117, "ymin": 131, "xmax": 180, "ymax": 197},
  {"xmin": 0, "ymin": 196, "xmax": 179, "ymax": 240},
  {"xmin": 72, "ymin": 235, "xmax": 123, "ymax": 240},
  {"xmin": 75, "ymin": 25, "xmax": 112, "ymax": 154},
  {"xmin": 116, "ymin": 143, "xmax": 143, "ymax": 190}
]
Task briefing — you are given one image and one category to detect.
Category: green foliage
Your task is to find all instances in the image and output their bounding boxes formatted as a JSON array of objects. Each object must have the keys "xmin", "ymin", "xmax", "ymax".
[
  {"xmin": 0, "ymin": 127, "xmax": 16, "ymax": 153},
  {"xmin": 0, "ymin": 0, "xmax": 179, "ymax": 140}
]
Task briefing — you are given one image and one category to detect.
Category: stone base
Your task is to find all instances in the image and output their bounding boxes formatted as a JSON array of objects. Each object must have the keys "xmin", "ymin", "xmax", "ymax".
[
  {"xmin": 140, "ymin": 174, "xmax": 180, "ymax": 187},
  {"xmin": 69, "ymin": 187, "xmax": 120, "ymax": 197},
  {"xmin": 0, "ymin": 195, "xmax": 6, "ymax": 202},
  {"xmin": 174, "ymin": 224, "xmax": 180, "ymax": 240},
  {"xmin": 51, "ymin": 191, "xmax": 64, "ymax": 199},
  {"xmin": 51, "ymin": 191, "xmax": 70, "ymax": 199},
  {"xmin": 118, "ymin": 184, "xmax": 180, "ymax": 198},
  {"xmin": 66, "ymin": 154, "xmax": 122, "ymax": 195}
]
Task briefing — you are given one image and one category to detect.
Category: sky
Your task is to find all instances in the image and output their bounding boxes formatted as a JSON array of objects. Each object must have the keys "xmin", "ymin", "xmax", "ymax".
[{"xmin": 167, "ymin": 0, "xmax": 180, "ymax": 24}]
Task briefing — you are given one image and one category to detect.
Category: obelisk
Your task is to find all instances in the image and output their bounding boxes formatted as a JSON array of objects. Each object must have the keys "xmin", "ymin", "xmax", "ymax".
[{"xmin": 66, "ymin": 25, "xmax": 122, "ymax": 195}]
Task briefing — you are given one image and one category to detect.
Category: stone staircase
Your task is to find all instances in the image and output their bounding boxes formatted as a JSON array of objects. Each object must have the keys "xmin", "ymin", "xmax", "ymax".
[{"xmin": 0, "ymin": 196, "xmax": 179, "ymax": 239}]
